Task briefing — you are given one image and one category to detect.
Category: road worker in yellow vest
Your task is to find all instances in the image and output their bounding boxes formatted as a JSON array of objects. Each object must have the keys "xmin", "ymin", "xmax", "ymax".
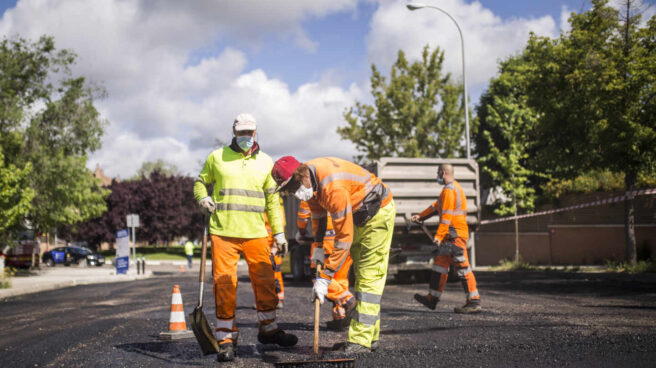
[{"xmin": 193, "ymin": 113, "xmax": 298, "ymax": 362}]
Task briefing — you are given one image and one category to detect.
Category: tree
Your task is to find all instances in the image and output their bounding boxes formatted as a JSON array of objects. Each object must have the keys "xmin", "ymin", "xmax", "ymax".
[
  {"xmin": 68, "ymin": 171, "xmax": 203, "ymax": 248},
  {"xmin": 339, "ymin": 45, "xmax": 467, "ymax": 161},
  {"xmin": 133, "ymin": 159, "xmax": 180, "ymax": 179},
  {"xmin": 0, "ymin": 36, "xmax": 108, "ymax": 239},
  {"xmin": 523, "ymin": 0, "xmax": 656, "ymax": 264}
]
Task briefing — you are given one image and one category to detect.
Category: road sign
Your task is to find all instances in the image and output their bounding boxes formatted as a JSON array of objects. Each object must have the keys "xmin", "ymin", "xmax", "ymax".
[
  {"xmin": 115, "ymin": 229, "xmax": 130, "ymax": 274},
  {"xmin": 127, "ymin": 214, "xmax": 140, "ymax": 227}
]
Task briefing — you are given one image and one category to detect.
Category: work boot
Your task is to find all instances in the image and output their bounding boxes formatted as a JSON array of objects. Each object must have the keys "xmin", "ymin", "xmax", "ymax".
[
  {"xmin": 257, "ymin": 329, "xmax": 298, "ymax": 347},
  {"xmin": 414, "ymin": 293, "xmax": 438, "ymax": 310},
  {"xmin": 216, "ymin": 343, "xmax": 235, "ymax": 362},
  {"xmin": 454, "ymin": 299, "xmax": 482, "ymax": 314},
  {"xmin": 331, "ymin": 341, "xmax": 371, "ymax": 355},
  {"xmin": 370, "ymin": 340, "xmax": 379, "ymax": 352}
]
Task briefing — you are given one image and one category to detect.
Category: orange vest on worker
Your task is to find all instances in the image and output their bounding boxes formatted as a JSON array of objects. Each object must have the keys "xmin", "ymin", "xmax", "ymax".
[
  {"xmin": 306, "ymin": 157, "xmax": 392, "ymax": 278},
  {"xmin": 418, "ymin": 179, "xmax": 469, "ymax": 242}
]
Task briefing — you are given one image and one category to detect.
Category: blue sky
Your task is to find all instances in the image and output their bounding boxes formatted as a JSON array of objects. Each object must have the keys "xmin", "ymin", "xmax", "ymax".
[{"xmin": 0, "ymin": 0, "xmax": 596, "ymax": 178}]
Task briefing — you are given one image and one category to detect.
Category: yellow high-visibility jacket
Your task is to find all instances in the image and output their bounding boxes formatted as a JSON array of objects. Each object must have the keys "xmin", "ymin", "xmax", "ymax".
[{"xmin": 193, "ymin": 142, "xmax": 284, "ymax": 238}]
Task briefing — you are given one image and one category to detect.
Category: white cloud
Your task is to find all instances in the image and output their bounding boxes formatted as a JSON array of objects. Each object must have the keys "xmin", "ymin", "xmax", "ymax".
[
  {"xmin": 0, "ymin": 0, "xmax": 574, "ymax": 179},
  {"xmin": 0, "ymin": 0, "xmax": 360, "ymax": 178},
  {"xmin": 366, "ymin": 0, "xmax": 558, "ymax": 95}
]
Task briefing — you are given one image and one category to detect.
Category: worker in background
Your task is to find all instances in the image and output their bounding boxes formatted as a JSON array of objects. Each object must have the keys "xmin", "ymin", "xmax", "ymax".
[
  {"xmin": 272, "ymin": 156, "xmax": 395, "ymax": 355},
  {"xmin": 297, "ymin": 201, "xmax": 355, "ymax": 331},
  {"xmin": 264, "ymin": 198, "xmax": 286, "ymax": 309},
  {"xmin": 194, "ymin": 113, "xmax": 297, "ymax": 362},
  {"xmin": 411, "ymin": 163, "xmax": 482, "ymax": 314},
  {"xmin": 184, "ymin": 239, "xmax": 195, "ymax": 269}
]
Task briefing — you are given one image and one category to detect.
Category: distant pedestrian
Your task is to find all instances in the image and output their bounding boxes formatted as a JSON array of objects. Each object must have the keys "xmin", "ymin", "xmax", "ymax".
[
  {"xmin": 184, "ymin": 240, "xmax": 195, "ymax": 269},
  {"xmin": 412, "ymin": 163, "xmax": 482, "ymax": 314}
]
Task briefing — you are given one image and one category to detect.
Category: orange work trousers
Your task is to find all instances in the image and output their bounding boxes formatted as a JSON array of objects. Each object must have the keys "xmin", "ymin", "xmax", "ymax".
[
  {"xmin": 311, "ymin": 241, "xmax": 354, "ymax": 320},
  {"xmin": 269, "ymin": 250, "xmax": 284, "ymax": 301},
  {"xmin": 429, "ymin": 237, "xmax": 479, "ymax": 301},
  {"xmin": 211, "ymin": 235, "xmax": 278, "ymax": 345}
]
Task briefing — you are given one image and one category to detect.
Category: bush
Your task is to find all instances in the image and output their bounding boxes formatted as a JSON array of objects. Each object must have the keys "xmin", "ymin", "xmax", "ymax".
[
  {"xmin": 492, "ymin": 256, "xmax": 534, "ymax": 271},
  {"xmin": 604, "ymin": 259, "xmax": 656, "ymax": 273}
]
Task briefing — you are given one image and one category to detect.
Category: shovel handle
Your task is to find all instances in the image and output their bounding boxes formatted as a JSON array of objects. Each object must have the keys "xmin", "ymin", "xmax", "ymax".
[
  {"xmin": 313, "ymin": 264, "xmax": 321, "ymax": 355},
  {"xmin": 200, "ymin": 213, "xmax": 208, "ymax": 283}
]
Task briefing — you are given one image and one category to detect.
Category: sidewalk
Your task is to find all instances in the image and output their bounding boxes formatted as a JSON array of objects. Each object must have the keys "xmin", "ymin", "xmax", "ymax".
[{"xmin": 0, "ymin": 265, "xmax": 153, "ymax": 299}]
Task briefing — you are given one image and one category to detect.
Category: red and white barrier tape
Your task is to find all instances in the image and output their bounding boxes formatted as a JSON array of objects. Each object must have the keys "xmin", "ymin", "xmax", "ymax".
[{"xmin": 480, "ymin": 187, "xmax": 656, "ymax": 225}]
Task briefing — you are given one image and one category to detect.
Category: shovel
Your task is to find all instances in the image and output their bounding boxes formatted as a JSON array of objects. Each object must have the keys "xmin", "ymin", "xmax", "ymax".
[{"xmin": 189, "ymin": 215, "xmax": 220, "ymax": 355}]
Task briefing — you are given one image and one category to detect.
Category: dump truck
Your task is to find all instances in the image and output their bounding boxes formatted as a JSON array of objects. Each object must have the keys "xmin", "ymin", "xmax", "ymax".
[{"xmin": 280, "ymin": 157, "xmax": 481, "ymax": 281}]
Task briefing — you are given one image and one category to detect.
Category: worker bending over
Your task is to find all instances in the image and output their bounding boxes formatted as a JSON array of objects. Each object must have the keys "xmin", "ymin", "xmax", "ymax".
[{"xmin": 272, "ymin": 156, "xmax": 395, "ymax": 354}]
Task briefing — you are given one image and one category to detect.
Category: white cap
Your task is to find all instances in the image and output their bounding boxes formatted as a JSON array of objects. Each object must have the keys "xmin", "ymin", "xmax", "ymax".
[{"xmin": 233, "ymin": 113, "xmax": 257, "ymax": 131}]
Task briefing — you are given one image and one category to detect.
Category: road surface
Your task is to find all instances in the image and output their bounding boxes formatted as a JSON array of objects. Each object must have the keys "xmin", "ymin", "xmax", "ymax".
[{"xmin": 1, "ymin": 265, "xmax": 655, "ymax": 367}]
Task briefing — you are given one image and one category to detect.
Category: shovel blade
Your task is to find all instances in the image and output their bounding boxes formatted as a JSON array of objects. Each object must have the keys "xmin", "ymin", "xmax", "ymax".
[{"xmin": 189, "ymin": 306, "xmax": 219, "ymax": 355}]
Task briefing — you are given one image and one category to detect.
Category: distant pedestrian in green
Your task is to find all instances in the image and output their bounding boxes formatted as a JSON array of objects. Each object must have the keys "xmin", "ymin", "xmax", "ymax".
[{"xmin": 184, "ymin": 240, "xmax": 195, "ymax": 269}]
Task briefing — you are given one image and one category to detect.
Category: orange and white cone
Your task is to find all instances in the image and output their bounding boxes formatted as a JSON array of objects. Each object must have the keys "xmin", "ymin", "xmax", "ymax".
[{"xmin": 159, "ymin": 284, "xmax": 194, "ymax": 340}]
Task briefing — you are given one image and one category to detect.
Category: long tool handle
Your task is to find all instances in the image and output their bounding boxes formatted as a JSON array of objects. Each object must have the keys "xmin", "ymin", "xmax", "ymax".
[
  {"xmin": 420, "ymin": 222, "xmax": 435, "ymax": 242},
  {"xmin": 198, "ymin": 213, "xmax": 209, "ymax": 307},
  {"xmin": 313, "ymin": 264, "xmax": 321, "ymax": 355}
]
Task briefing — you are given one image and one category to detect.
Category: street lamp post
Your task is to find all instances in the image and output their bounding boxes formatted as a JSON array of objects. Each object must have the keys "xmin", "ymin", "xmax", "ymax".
[{"xmin": 407, "ymin": 2, "xmax": 470, "ymax": 159}]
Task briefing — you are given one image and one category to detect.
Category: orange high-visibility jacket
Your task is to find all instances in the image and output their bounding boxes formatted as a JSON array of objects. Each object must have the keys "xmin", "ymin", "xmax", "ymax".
[
  {"xmin": 418, "ymin": 180, "xmax": 469, "ymax": 242},
  {"xmin": 305, "ymin": 157, "xmax": 392, "ymax": 278},
  {"xmin": 297, "ymin": 200, "xmax": 336, "ymax": 251}
]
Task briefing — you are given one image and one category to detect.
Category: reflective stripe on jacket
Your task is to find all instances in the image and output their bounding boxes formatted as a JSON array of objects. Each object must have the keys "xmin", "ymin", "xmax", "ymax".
[
  {"xmin": 306, "ymin": 157, "xmax": 392, "ymax": 278},
  {"xmin": 434, "ymin": 180, "xmax": 468, "ymax": 241},
  {"xmin": 193, "ymin": 143, "xmax": 283, "ymax": 238}
]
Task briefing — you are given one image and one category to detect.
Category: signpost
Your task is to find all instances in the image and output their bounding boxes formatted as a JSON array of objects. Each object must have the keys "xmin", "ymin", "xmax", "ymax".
[
  {"xmin": 127, "ymin": 214, "xmax": 140, "ymax": 269},
  {"xmin": 115, "ymin": 229, "xmax": 130, "ymax": 274}
]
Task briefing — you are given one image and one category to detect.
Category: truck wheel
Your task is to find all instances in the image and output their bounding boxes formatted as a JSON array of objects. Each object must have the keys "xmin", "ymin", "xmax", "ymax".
[{"xmin": 291, "ymin": 248, "xmax": 305, "ymax": 282}]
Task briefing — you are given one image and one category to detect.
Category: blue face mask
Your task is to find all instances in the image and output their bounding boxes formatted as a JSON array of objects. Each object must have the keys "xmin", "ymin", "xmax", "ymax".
[
  {"xmin": 437, "ymin": 175, "xmax": 445, "ymax": 185},
  {"xmin": 236, "ymin": 136, "xmax": 254, "ymax": 151}
]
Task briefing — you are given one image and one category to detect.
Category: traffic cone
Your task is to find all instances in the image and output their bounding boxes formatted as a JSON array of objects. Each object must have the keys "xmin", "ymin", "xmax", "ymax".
[
  {"xmin": 180, "ymin": 264, "xmax": 185, "ymax": 272},
  {"xmin": 159, "ymin": 284, "xmax": 194, "ymax": 340}
]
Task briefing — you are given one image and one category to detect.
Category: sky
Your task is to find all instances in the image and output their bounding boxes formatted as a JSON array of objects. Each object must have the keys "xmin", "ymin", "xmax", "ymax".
[{"xmin": 0, "ymin": 0, "xmax": 620, "ymax": 179}]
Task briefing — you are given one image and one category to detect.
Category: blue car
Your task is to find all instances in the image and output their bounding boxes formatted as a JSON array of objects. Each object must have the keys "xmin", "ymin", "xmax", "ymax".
[{"xmin": 42, "ymin": 246, "xmax": 105, "ymax": 267}]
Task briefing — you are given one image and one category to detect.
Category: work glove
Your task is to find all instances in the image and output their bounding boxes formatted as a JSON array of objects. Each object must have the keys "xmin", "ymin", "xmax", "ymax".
[
  {"xmin": 273, "ymin": 233, "xmax": 288, "ymax": 256},
  {"xmin": 199, "ymin": 196, "xmax": 216, "ymax": 213},
  {"xmin": 432, "ymin": 239, "xmax": 451, "ymax": 257},
  {"xmin": 310, "ymin": 246, "xmax": 325, "ymax": 267},
  {"xmin": 312, "ymin": 277, "xmax": 330, "ymax": 304},
  {"xmin": 295, "ymin": 231, "xmax": 313, "ymax": 245},
  {"xmin": 411, "ymin": 214, "xmax": 421, "ymax": 223}
]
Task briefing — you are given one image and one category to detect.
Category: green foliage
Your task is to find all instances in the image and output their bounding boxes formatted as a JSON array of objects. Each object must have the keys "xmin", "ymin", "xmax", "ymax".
[
  {"xmin": 604, "ymin": 258, "xmax": 656, "ymax": 273},
  {"xmin": 340, "ymin": 45, "xmax": 466, "ymax": 161},
  {"xmin": 0, "ymin": 35, "xmax": 108, "ymax": 238},
  {"xmin": 542, "ymin": 169, "xmax": 625, "ymax": 199},
  {"xmin": 524, "ymin": 0, "xmax": 656, "ymax": 185},
  {"xmin": 492, "ymin": 256, "xmax": 534, "ymax": 271},
  {"xmin": 133, "ymin": 159, "xmax": 180, "ymax": 180},
  {"xmin": 476, "ymin": 55, "xmax": 543, "ymax": 215}
]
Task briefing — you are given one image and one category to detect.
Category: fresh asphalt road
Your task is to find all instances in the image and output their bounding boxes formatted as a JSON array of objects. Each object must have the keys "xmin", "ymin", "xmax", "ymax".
[{"xmin": 1, "ymin": 264, "xmax": 655, "ymax": 367}]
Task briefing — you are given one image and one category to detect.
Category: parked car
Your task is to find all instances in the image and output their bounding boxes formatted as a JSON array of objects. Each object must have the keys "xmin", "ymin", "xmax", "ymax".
[{"xmin": 42, "ymin": 246, "xmax": 105, "ymax": 267}]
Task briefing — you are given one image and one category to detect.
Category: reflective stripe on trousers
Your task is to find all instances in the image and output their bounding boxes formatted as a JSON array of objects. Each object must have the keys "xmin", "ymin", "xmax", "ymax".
[{"xmin": 348, "ymin": 200, "xmax": 395, "ymax": 348}]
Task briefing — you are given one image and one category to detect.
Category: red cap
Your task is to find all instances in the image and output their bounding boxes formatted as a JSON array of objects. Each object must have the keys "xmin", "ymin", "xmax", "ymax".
[{"xmin": 272, "ymin": 156, "xmax": 301, "ymax": 192}]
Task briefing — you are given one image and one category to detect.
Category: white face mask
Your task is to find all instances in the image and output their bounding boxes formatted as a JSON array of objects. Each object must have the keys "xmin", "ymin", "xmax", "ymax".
[{"xmin": 294, "ymin": 184, "xmax": 314, "ymax": 201}]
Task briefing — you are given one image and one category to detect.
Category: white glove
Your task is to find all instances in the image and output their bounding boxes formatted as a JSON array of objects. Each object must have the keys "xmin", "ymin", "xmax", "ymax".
[
  {"xmin": 313, "ymin": 277, "xmax": 330, "ymax": 304},
  {"xmin": 199, "ymin": 196, "xmax": 216, "ymax": 213},
  {"xmin": 273, "ymin": 233, "xmax": 288, "ymax": 256}
]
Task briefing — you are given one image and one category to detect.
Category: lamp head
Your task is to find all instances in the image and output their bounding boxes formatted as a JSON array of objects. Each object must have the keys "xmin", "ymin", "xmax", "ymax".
[{"xmin": 407, "ymin": 2, "xmax": 427, "ymax": 10}]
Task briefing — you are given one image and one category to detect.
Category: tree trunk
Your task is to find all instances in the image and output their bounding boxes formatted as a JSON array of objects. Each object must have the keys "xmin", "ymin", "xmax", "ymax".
[{"xmin": 624, "ymin": 171, "xmax": 637, "ymax": 265}]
